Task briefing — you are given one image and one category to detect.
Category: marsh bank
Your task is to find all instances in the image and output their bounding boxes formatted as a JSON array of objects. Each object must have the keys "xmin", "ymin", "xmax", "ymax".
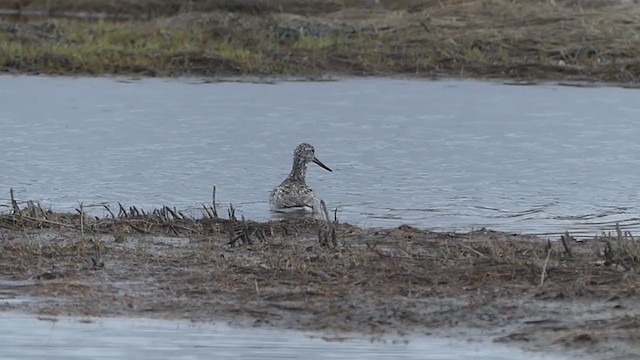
[
  {"xmin": 0, "ymin": 204, "xmax": 639, "ymax": 359},
  {"xmin": 1, "ymin": 0, "xmax": 639, "ymax": 84}
]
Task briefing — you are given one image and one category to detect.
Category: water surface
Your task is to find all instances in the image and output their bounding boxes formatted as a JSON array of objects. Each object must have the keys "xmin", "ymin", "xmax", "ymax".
[
  {"xmin": 1, "ymin": 76, "xmax": 639, "ymax": 236},
  {"xmin": 0, "ymin": 313, "xmax": 562, "ymax": 360}
]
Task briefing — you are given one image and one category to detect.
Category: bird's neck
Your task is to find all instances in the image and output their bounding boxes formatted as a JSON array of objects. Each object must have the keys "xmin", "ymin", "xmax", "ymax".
[{"xmin": 288, "ymin": 158, "xmax": 307, "ymax": 182}]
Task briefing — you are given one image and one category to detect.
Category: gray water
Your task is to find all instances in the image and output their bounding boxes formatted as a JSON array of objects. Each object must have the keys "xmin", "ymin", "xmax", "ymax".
[
  {"xmin": 1, "ymin": 75, "xmax": 640, "ymax": 236},
  {"xmin": 0, "ymin": 313, "xmax": 562, "ymax": 360}
]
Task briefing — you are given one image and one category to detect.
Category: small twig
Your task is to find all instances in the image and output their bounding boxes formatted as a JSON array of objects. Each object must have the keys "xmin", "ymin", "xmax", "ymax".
[
  {"xmin": 539, "ymin": 240, "xmax": 552, "ymax": 287},
  {"xmin": 604, "ymin": 240, "xmax": 614, "ymax": 264},
  {"xmin": 228, "ymin": 203, "xmax": 236, "ymax": 221},
  {"xmin": 318, "ymin": 200, "xmax": 337, "ymax": 248},
  {"xmin": 228, "ymin": 230, "xmax": 238, "ymax": 246},
  {"xmin": 256, "ymin": 227, "xmax": 267, "ymax": 242},
  {"xmin": 241, "ymin": 215, "xmax": 250, "ymax": 245},
  {"xmin": 212, "ymin": 185, "xmax": 218, "ymax": 218},
  {"xmin": 202, "ymin": 204, "xmax": 213, "ymax": 219},
  {"xmin": 167, "ymin": 224, "xmax": 180, "ymax": 237},
  {"xmin": 79, "ymin": 202, "xmax": 85, "ymax": 238},
  {"xmin": 320, "ymin": 200, "xmax": 330, "ymax": 222},
  {"xmin": 17, "ymin": 215, "xmax": 76, "ymax": 228},
  {"xmin": 458, "ymin": 243, "xmax": 486, "ymax": 258},
  {"xmin": 170, "ymin": 224, "xmax": 199, "ymax": 234},
  {"xmin": 9, "ymin": 188, "xmax": 20, "ymax": 215},
  {"xmin": 103, "ymin": 204, "xmax": 116, "ymax": 219},
  {"xmin": 365, "ymin": 239, "xmax": 380, "ymax": 251},
  {"xmin": 626, "ymin": 231, "xmax": 635, "ymax": 242},
  {"xmin": 165, "ymin": 206, "xmax": 179, "ymax": 221},
  {"xmin": 393, "ymin": 242, "xmax": 412, "ymax": 257},
  {"xmin": 36, "ymin": 202, "xmax": 46, "ymax": 219},
  {"xmin": 419, "ymin": 20, "xmax": 430, "ymax": 33},
  {"xmin": 560, "ymin": 231, "xmax": 574, "ymax": 258},
  {"xmin": 132, "ymin": 223, "xmax": 152, "ymax": 234},
  {"xmin": 118, "ymin": 202, "xmax": 127, "ymax": 218}
]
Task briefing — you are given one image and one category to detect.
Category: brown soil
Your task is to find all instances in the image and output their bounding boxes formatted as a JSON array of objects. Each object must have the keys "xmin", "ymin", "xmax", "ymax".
[{"xmin": 1, "ymin": 203, "xmax": 639, "ymax": 359}]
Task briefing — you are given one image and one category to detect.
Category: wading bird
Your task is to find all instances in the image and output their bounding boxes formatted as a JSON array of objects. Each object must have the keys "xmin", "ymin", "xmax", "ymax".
[{"xmin": 269, "ymin": 143, "xmax": 332, "ymax": 213}]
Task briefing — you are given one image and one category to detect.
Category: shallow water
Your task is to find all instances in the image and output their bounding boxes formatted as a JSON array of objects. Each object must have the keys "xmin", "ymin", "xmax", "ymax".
[
  {"xmin": 1, "ymin": 76, "xmax": 640, "ymax": 236},
  {"xmin": 0, "ymin": 313, "xmax": 561, "ymax": 360}
]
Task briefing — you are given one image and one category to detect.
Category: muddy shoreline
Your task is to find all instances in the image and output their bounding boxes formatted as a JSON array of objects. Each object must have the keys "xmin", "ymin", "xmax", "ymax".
[
  {"xmin": 1, "ymin": 0, "xmax": 640, "ymax": 84},
  {"xmin": 0, "ymin": 204, "xmax": 639, "ymax": 359}
]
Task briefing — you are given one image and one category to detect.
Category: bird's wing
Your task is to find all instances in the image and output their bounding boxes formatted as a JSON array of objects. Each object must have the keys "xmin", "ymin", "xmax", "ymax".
[{"xmin": 270, "ymin": 184, "xmax": 317, "ymax": 209}]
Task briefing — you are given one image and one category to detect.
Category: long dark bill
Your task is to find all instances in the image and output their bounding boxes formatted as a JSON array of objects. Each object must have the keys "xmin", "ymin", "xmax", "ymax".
[{"xmin": 312, "ymin": 157, "xmax": 333, "ymax": 172}]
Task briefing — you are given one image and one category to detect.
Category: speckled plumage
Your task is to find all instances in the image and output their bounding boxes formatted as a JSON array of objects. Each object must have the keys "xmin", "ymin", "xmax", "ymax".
[{"xmin": 269, "ymin": 143, "xmax": 332, "ymax": 212}]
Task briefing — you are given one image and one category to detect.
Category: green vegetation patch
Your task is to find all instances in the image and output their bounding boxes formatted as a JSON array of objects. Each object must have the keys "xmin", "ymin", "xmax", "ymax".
[{"xmin": 0, "ymin": 0, "xmax": 639, "ymax": 82}]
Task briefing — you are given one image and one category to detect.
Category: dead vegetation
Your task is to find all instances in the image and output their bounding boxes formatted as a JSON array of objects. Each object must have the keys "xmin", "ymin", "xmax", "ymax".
[
  {"xmin": 1, "ymin": 188, "xmax": 639, "ymax": 284},
  {"xmin": 2, "ymin": 187, "xmax": 333, "ymax": 244},
  {"xmin": 1, "ymin": 189, "xmax": 640, "ymax": 357},
  {"xmin": 1, "ymin": 0, "xmax": 639, "ymax": 83}
]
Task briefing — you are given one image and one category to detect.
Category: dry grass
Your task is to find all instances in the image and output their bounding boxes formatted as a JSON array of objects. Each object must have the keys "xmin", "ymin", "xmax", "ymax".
[
  {"xmin": 1, "ymin": 193, "xmax": 639, "ymax": 292},
  {"xmin": 0, "ymin": 0, "xmax": 639, "ymax": 82},
  {"xmin": 598, "ymin": 225, "xmax": 640, "ymax": 271}
]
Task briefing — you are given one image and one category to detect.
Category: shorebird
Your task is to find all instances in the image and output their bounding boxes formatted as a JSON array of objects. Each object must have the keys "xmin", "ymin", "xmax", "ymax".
[{"xmin": 269, "ymin": 143, "xmax": 332, "ymax": 213}]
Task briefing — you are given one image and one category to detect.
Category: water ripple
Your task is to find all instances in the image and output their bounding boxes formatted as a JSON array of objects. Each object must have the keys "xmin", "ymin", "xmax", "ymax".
[{"xmin": 1, "ymin": 76, "xmax": 640, "ymax": 238}]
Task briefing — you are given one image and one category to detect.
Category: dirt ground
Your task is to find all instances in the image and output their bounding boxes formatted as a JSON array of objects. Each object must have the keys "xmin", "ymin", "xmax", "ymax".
[{"xmin": 0, "ymin": 205, "xmax": 639, "ymax": 359}]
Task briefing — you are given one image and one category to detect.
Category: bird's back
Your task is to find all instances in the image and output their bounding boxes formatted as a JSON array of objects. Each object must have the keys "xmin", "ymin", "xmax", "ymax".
[{"xmin": 270, "ymin": 178, "xmax": 318, "ymax": 210}]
